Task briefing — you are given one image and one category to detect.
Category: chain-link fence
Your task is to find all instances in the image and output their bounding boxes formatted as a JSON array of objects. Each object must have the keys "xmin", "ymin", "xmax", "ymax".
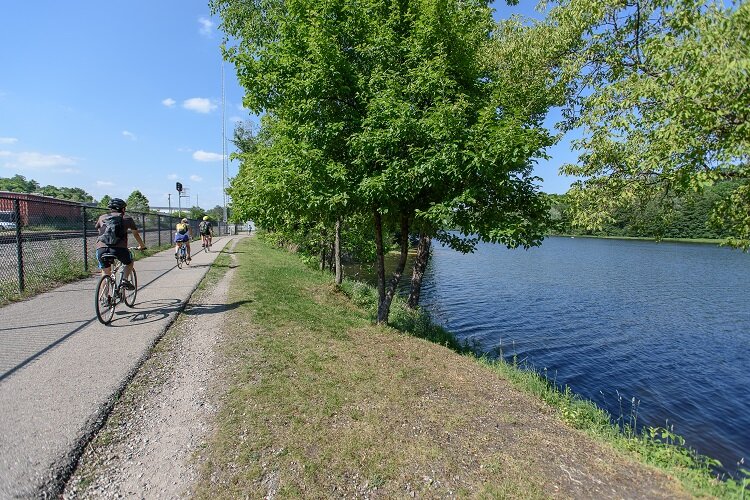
[{"xmin": 0, "ymin": 194, "xmax": 246, "ymax": 304}]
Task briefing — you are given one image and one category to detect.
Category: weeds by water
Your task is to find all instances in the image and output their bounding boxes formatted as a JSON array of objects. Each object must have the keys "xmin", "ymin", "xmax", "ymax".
[{"xmin": 338, "ymin": 277, "xmax": 749, "ymax": 498}]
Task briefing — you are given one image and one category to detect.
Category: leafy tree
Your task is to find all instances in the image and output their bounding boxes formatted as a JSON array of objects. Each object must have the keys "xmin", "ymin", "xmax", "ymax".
[
  {"xmin": 99, "ymin": 195, "xmax": 112, "ymax": 209},
  {"xmin": 126, "ymin": 190, "xmax": 150, "ymax": 213},
  {"xmin": 542, "ymin": 0, "xmax": 750, "ymax": 249},
  {"xmin": 215, "ymin": 0, "xmax": 554, "ymax": 324},
  {"xmin": 0, "ymin": 175, "xmax": 40, "ymax": 193},
  {"xmin": 206, "ymin": 205, "xmax": 226, "ymax": 222},
  {"xmin": 188, "ymin": 206, "xmax": 206, "ymax": 220},
  {"xmin": 40, "ymin": 185, "xmax": 93, "ymax": 203}
]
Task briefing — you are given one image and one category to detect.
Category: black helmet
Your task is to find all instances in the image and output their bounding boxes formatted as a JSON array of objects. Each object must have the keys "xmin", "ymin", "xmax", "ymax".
[{"xmin": 108, "ymin": 198, "xmax": 127, "ymax": 211}]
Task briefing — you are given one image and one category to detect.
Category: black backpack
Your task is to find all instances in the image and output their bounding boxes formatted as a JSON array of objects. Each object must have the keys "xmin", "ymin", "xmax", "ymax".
[{"xmin": 97, "ymin": 214, "xmax": 126, "ymax": 246}]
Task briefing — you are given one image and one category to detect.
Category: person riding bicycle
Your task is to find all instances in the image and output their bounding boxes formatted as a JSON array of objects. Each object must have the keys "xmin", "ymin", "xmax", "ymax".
[
  {"xmin": 199, "ymin": 215, "xmax": 213, "ymax": 248},
  {"xmin": 174, "ymin": 217, "xmax": 192, "ymax": 262},
  {"xmin": 95, "ymin": 198, "xmax": 146, "ymax": 289}
]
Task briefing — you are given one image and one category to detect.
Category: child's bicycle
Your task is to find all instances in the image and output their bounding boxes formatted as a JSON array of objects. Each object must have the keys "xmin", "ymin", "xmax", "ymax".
[
  {"xmin": 176, "ymin": 241, "xmax": 190, "ymax": 268},
  {"xmin": 94, "ymin": 247, "xmax": 144, "ymax": 325}
]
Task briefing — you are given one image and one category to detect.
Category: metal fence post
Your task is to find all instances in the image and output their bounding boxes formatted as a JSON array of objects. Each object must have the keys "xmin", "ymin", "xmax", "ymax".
[
  {"xmin": 82, "ymin": 206, "xmax": 88, "ymax": 272},
  {"xmin": 141, "ymin": 213, "xmax": 146, "ymax": 247},
  {"xmin": 14, "ymin": 199, "xmax": 24, "ymax": 293},
  {"xmin": 158, "ymin": 214, "xmax": 162, "ymax": 247}
]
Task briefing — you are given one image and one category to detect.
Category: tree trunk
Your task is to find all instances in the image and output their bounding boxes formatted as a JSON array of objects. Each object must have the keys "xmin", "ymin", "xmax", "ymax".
[
  {"xmin": 407, "ymin": 233, "xmax": 431, "ymax": 309},
  {"xmin": 334, "ymin": 217, "xmax": 343, "ymax": 285},
  {"xmin": 374, "ymin": 210, "xmax": 387, "ymax": 323},
  {"xmin": 378, "ymin": 214, "xmax": 410, "ymax": 324},
  {"xmin": 320, "ymin": 242, "xmax": 326, "ymax": 271},
  {"xmin": 328, "ymin": 239, "xmax": 334, "ymax": 272}
]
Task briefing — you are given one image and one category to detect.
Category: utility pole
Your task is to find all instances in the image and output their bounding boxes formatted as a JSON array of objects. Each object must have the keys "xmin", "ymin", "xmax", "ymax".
[
  {"xmin": 167, "ymin": 193, "xmax": 172, "ymax": 216},
  {"xmin": 222, "ymin": 60, "xmax": 228, "ymax": 223}
]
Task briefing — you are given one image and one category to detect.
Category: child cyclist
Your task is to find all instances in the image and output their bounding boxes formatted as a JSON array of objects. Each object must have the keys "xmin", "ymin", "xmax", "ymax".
[
  {"xmin": 174, "ymin": 218, "xmax": 191, "ymax": 262},
  {"xmin": 199, "ymin": 215, "xmax": 213, "ymax": 249}
]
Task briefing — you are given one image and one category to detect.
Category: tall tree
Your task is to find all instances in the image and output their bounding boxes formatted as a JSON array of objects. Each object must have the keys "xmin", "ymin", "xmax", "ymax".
[
  {"xmin": 126, "ymin": 190, "xmax": 150, "ymax": 213},
  {"xmin": 543, "ymin": 0, "xmax": 750, "ymax": 249},
  {"xmin": 215, "ymin": 0, "xmax": 554, "ymax": 324},
  {"xmin": 350, "ymin": 0, "xmax": 554, "ymax": 322}
]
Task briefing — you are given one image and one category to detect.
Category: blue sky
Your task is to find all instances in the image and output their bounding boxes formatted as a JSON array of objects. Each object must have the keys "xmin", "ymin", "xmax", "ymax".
[{"xmin": 0, "ymin": 1, "xmax": 577, "ymax": 210}]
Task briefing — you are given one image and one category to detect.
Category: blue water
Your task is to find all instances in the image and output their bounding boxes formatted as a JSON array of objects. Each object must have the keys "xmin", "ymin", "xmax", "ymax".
[{"xmin": 418, "ymin": 236, "xmax": 750, "ymax": 473}]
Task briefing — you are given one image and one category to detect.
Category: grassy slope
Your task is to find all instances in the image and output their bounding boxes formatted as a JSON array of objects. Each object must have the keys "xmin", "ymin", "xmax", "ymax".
[{"xmin": 195, "ymin": 238, "xmax": 744, "ymax": 498}]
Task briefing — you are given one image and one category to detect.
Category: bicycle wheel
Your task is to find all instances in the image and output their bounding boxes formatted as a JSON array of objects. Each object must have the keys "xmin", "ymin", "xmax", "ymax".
[
  {"xmin": 123, "ymin": 268, "xmax": 137, "ymax": 307},
  {"xmin": 176, "ymin": 248, "xmax": 183, "ymax": 269},
  {"xmin": 95, "ymin": 275, "xmax": 116, "ymax": 324}
]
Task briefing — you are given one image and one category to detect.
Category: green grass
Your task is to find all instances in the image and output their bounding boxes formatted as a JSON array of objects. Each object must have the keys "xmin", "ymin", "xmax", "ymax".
[
  {"xmin": 192, "ymin": 237, "xmax": 750, "ymax": 498},
  {"xmin": 560, "ymin": 234, "xmax": 727, "ymax": 246},
  {"xmin": 340, "ymin": 273, "xmax": 749, "ymax": 498}
]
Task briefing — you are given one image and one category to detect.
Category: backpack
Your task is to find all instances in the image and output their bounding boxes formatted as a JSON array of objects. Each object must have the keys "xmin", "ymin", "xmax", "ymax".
[
  {"xmin": 97, "ymin": 214, "xmax": 126, "ymax": 246},
  {"xmin": 177, "ymin": 223, "xmax": 189, "ymax": 234},
  {"xmin": 199, "ymin": 220, "xmax": 210, "ymax": 233}
]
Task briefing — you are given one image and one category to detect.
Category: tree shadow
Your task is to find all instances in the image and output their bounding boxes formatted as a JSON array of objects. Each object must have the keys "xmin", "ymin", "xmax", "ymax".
[{"xmin": 182, "ymin": 299, "xmax": 252, "ymax": 317}]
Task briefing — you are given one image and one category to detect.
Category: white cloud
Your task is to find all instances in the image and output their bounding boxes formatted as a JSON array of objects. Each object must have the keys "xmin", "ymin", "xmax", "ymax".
[
  {"xmin": 183, "ymin": 97, "xmax": 216, "ymax": 114},
  {"xmin": 193, "ymin": 150, "xmax": 224, "ymax": 162},
  {"xmin": 162, "ymin": 98, "xmax": 176, "ymax": 108},
  {"xmin": 0, "ymin": 150, "xmax": 77, "ymax": 171},
  {"xmin": 190, "ymin": 174, "xmax": 203, "ymax": 182},
  {"xmin": 0, "ymin": 137, "xmax": 18, "ymax": 145},
  {"xmin": 97, "ymin": 180, "xmax": 114, "ymax": 187},
  {"xmin": 198, "ymin": 17, "xmax": 214, "ymax": 37},
  {"xmin": 167, "ymin": 173, "xmax": 179, "ymax": 180},
  {"xmin": 122, "ymin": 130, "xmax": 137, "ymax": 141}
]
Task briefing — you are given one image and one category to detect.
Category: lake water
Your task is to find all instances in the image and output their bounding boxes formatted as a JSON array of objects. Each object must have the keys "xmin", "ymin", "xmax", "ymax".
[{"xmin": 417, "ymin": 236, "xmax": 749, "ymax": 473}]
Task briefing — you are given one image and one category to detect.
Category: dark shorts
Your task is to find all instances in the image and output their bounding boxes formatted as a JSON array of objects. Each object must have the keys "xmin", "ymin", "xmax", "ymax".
[
  {"xmin": 174, "ymin": 233, "xmax": 190, "ymax": 243},
  {"xmin": 96, "ymin": 247, "xmax": 132, "ymax": 269},
  {"xmin": 200, "ymin": 231, "xmax": 211, "ymax": 237}
]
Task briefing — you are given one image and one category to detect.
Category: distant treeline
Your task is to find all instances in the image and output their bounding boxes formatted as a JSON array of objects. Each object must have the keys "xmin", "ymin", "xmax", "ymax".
[
  {"xmin": 0, "ymin": 174, "xmax": 94, "ymax": 203},
  {"xmin": 548, "ymin": 181, "xmax": 741, "ymax": 240}
]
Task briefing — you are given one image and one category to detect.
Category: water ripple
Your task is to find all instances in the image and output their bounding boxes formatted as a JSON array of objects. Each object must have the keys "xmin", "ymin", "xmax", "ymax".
[{"xmin": 419, "ymin": 236, "xmax": 750, "ymax": 471}]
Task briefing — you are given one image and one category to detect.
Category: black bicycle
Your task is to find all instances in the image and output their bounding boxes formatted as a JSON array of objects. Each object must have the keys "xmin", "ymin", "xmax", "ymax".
[{"xmin": 94, "ymin": 248, "xmax": 143, "ymax": 325}]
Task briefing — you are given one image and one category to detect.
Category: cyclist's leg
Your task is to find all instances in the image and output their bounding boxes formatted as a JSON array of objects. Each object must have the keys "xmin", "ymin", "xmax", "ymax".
[
  {"xmin": 113, "ymin": 247, "xmax": 134, "ymax": 282},
  {"xmin": 186, "ymin": 241, "xmax": 191, "ymax": 259},
  {"xmin": 96, "ymin": 248, "xmax": 114, "ymax": 277}
]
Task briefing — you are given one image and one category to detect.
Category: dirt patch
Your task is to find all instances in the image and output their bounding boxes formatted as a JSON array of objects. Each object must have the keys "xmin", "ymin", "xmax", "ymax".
[{"xmin": 63, "ymin": 240, "xmax": 240, "ymax": 499}]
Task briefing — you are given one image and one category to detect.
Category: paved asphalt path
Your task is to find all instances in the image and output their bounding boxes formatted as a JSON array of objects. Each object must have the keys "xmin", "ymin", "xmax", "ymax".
[{"xmin": 0, "ymin": 236, "xmax": 234, "ymax": 498}]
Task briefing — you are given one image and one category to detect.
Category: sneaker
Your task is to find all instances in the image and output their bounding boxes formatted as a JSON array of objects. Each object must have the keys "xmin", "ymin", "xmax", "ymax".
[{"xmin": 121, "ymin": 280, "xmax": 135, "ymax": 290}]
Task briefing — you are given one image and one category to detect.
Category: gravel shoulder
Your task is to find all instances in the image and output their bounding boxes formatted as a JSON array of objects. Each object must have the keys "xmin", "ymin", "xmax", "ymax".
[{"xmin": 63, "ymin": 240, "xmax": 240, "ymax": 499}]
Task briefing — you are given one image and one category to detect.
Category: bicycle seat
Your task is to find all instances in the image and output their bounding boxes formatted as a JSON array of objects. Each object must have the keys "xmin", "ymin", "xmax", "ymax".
[{"xmin": 99, "ymin": 251, "xmax": 118, "ymax": 264}]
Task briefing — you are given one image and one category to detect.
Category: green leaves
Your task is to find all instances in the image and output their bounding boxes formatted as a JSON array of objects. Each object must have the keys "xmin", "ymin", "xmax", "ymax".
[{"xmin": 541, "ymin": 0, "xmax": 750, "ymax": 249}]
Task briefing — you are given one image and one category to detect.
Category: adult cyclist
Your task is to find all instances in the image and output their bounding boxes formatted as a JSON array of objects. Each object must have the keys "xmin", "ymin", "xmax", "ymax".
[
  {"xmin": 174, "ymin": 217, "xmax": 192, "ymax": 262},
  {"xmin": 95, "ymin": 198, "xmax": 146, "ymax": 288},
  {"xmin": 199, "ymin": 215, "xmax": 213, "ymax": 249}
]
